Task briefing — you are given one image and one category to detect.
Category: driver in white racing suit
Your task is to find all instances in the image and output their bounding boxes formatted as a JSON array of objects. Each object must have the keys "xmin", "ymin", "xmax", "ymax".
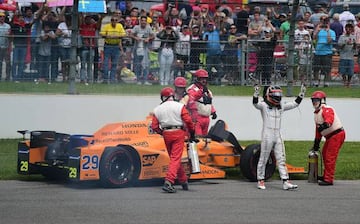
[{"xmin": 253, "ymin": 84, "xmax": 306, "ymax": 190}]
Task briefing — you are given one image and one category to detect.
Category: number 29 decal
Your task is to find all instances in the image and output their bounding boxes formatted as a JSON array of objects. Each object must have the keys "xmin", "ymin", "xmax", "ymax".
[{"xmin": 82, "ymin": 155, "xmax": 99, "ymax": 170}]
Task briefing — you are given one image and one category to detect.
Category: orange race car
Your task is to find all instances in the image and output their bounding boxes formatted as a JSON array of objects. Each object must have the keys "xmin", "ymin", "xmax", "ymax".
[{"xmin": 17, "ymin": 115, "xmax": 305, "ymax": 188}]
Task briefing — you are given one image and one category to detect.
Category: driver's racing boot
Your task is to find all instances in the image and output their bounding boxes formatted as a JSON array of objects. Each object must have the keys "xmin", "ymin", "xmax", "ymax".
[{"xmin": 162, "ymin": 180, "xmax": 176, "ymax": 193}]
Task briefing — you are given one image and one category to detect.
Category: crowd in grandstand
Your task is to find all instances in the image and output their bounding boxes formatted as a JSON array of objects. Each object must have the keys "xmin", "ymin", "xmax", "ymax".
[{"xmin": 0, "ymin": 1, "xmax": 359, "ymax": 87}]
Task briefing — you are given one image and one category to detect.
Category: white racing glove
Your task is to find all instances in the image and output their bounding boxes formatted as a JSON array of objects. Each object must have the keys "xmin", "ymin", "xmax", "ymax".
[
  {"xmin": 254, "ymin": 85, "xmax": 260, "ymax": 97},
  {"xmin": 299, "ymin": 84, "xmax": 306, "ymax": 98}
]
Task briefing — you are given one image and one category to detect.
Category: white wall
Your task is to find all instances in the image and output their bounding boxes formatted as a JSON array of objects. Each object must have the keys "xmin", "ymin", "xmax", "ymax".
[{"xmin": 1, "ymin": 94, "xmax": 359, "ymax": 141}]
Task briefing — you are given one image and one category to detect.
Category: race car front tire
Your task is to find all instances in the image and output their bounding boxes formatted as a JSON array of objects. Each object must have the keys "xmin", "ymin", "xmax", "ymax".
[
  {"xmin": 239, "ymin": 143, "xmax": 276, "ymax": 182},
  {"xmin": 99, "ymin": 146, "xmax": 140, "ymax": 188}
]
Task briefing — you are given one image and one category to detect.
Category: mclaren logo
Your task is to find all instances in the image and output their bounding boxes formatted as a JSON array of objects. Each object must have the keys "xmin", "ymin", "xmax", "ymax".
[{"xmin": 142, "ymin": 154, "xmax": 160, "ymax": 167}]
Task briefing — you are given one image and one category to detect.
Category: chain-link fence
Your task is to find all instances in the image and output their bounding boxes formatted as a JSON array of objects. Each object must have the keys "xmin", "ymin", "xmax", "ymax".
[{"xmin": 1, "ymin": 33, "xmax": 359, "ymax": 87}]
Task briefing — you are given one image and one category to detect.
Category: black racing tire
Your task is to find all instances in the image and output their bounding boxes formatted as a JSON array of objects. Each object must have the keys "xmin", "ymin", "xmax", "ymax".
[
  {"xmin": 99, "ymin": 146, "xmax": 140, "ymax": 188},
  {"xmin": 240, "ymin": 143, "xmax": 276, "ymax": 182}
]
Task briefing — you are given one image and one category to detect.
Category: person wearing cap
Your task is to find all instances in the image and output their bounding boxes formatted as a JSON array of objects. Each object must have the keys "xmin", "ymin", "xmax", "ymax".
[
  {"xmin": 0, "ymin": 10, "xmax": 11, "ymax": 81},
  {"xmin": 339, "ymin": 3, "xmax": 356, "ymax": 28},
  {"xmin": 223, "ymin": 24, "xmax": 246, "ymax": 84},
  {"xmin": 338, "ymin": 23, "xmax": 356, "ymax": 87},
  {"xmin": 99, "ymin": 14, "xmax": 126, "ymax": 83},
  {"xmin": 174, "ymin": 24, "xmax": 191, "ymax": 78},
  {"xmin": 189, "ymin": 24, "xmax": 203, "ymax": 71}
]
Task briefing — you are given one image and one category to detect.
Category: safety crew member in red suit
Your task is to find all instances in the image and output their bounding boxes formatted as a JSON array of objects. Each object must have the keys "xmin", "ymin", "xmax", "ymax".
[
  {"xmin": 174, "ymin": 76, "xmax": 188, "ymax": 102},
  {"xmin": 186, "ymin": 69, "xmax": 217, "ymax": 136},
  {"xmin": 151, "ymin": 87, "xmax": 195, "ymax": 193},
  {"xmin": 311, "ymin": 91, "xmax": 346, "ymax": 186}
]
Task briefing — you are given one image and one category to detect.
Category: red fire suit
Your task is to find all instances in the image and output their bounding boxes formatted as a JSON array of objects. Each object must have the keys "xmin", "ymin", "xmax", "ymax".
[
  {"xmin": 151, "ymin": 100, "xmax": 195, "ymax": 185},
  {"xmin": 314, "ymin": 105, "xmax": 345, "ymax": 184},
  {"xmin": 186, "ymin": 83, "xmax": 216, "ymax": 136}
]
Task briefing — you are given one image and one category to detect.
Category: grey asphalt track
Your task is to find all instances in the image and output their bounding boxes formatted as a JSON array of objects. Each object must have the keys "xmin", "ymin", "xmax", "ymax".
[{"xmin": 0, "ymin": 179, "xmax": 359, "ymax": 224}]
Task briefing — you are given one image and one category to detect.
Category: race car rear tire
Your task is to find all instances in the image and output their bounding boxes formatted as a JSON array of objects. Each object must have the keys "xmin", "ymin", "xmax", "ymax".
[
  {"xmin": 99, "ymin": 146, "xmax": 140, "ymax": 188},
  {"xmin": 240, "ymin": 143, "xmax": 276, "ymax": 182}
]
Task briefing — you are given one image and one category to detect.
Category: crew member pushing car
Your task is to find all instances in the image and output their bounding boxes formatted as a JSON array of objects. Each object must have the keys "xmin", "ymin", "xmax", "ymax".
[
  {"xmin": 310, "ymin": 91, "xmax": 346, "ymax": 186},
  {"xmin": 186, "ymin": 69, "xmax": 217, "ymax": 136},
  {"xmin": 253, "ymin": 85, "xmax": 306, "ymax": 190},
  {"xmin": 151, "ymin": 87, "xmax": 195, "ymax": 193}
]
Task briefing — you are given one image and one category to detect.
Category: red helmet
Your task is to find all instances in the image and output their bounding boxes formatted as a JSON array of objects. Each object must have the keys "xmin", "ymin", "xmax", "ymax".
[
  {"xmin": 174, "ymin": 77, "xmax": 187, "ymax": 87},
  {"xmin": 160, "ymin": 87, "xmax": 175, "ymax": 101},
  {"xmin": 311, "ymin": 91, "xmax": 326, "ymax": 105},
  {"xmin": 194, "ymin": 69, "xmax": 208, "ymax": 78}
]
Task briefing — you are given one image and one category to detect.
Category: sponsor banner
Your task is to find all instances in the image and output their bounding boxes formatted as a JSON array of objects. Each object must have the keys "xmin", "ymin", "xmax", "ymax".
[
  {"xmin": 79, "ymin": 0, "xmax": 106, "ymax": 13},
  {"xmin": 47, "ymin": 0, "xmax": 73, "ymax": 7}
]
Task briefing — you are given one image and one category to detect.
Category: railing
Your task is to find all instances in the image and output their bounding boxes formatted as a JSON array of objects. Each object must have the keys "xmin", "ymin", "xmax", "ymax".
[{"xmin": 1, "ymin": 33, "xmax": 359, "ymax": 87}]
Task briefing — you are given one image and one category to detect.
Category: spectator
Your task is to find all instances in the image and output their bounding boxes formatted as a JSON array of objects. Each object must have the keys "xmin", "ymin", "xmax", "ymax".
[
  {"xmin": 151, "ymin": 87, "xmax": 195, "ymax": 193},
  {"xmin": 330, "ymin": 13, "xmax": 344, "ymax": 47},
  {"xmin": 354, "ymin": 13, "xmax": 360, "ymax": 65},
  {"xmin": 337, "ymin": 23, "xmax": 356, "ymax": 88},
  {"xmin": 203, "ymin": 21, "xmax": 222, "ymax": 85},
  {"xmin": 130, "ymin": 15, "xmax": 155, "ymax": 85},
  {"xmin": 223, "ymin": 24, "xmax": 246, "ymax": 84},
  {"xmin": 29, "ymin": 5, "xmax": 44, "ymax": 79},
  {"xmin": 56, "ymin": 14, "xmax": 72, "ymax": 82},
  {"xmin": 79, "ymin": 14, "xmax": 102, "ymax": 84},
  {"xmin": 99, "ymin": 15, "xmax": 126, "ymax": 83},
  {"xmin": 189, "ymin": 24, "xmax": 203, "ymax": 71},
  {"xmin": 309, "ymin": 5, "xmax": 327, "ymax": 28},
  {"xmin": 37, "ymin": 22, "xmax": 56, "ymax": 83},
  {"xmin": 303, "ymin": 11, "xmax": 314, "ymax": 36},
  {"xmin": 199, "ymin": 4, "xmax": 211, "ymax": 27},
  {"xmin": 279, "ymin": 13, "xmax": 291, "ymax": 48},
  {"xmin": 0, "ymin": 10, "xmax": 11, "ymax": 81},
  {"xmin": 129, "ymin": 7, "xmax": 140, "ymax": 27},
  {"xmin": 256, "ymin": 28, "xmax": 277, "ymax": 85},
  {"xmin": 312, "ymin": 16, "xmax": 336, "ymax": 87},
  {"xmin": 11, "ymin": 13, "xmax": 31, "ymax": 82},
  {"xmin": 156, "ymin": 26, "xmax": 179, "ymax": 86},
  {"xmin": 247, "ymin": 12, "xmax": 263, "ymax": 79},
  {"xmin": 262, "ymin": 17, "xmax": 276, "ymax": 38},
  {"xmin": 339, "ymin": 3, "xmax": 356, "ymax": 29},
  {"xmin": 164, "ymin": 4, "xmax": 182, "ymax": 28},
  {"xmin": 297, "ymin": 34, "xmax": 312, "ymax": 83},
  {"xmin": 174, "ymin": 24, "xmax": 191, "ymax": 78},
  {"xmin": 42, "ymin": 10, "xmax": 60, "ymax": 82},
  {"xmin": 186, "ymin": 69, "xmax": 217, "ymax": 136},
  {"xmin": 189, "ymin": 6, "xmax": 203, "ymax": 34},
  {"xmin": 235, "ymin": 4, "xmax": 250, "ymax": 35},
  {"xmin": 122, "ymin": 15, "xmax": 135, "ymax": 71},
  {"xmin": 310, "ymin": 91, "xmax": 345, "ymax": 186}
]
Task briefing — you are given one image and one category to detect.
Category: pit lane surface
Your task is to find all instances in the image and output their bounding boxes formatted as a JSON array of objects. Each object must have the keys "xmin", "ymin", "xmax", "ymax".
[{"xmin": 0, "ymin": 179, "xmax": 359, "ymax": 224}]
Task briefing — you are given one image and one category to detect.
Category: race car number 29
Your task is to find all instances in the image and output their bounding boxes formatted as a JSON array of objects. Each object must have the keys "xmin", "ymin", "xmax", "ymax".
[{"xmin": 82, "ymin": 155, "xmax": 99, "ymax": 170}]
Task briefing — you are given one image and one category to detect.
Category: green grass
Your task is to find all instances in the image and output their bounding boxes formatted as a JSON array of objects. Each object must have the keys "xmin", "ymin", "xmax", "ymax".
[
  {"xmin": 0, "ymin": 82, "xmax": 359, "ymax": 97},
  {"xmin": 1, "ymin": 139, "xmax": 359, "ymax": 181}
]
